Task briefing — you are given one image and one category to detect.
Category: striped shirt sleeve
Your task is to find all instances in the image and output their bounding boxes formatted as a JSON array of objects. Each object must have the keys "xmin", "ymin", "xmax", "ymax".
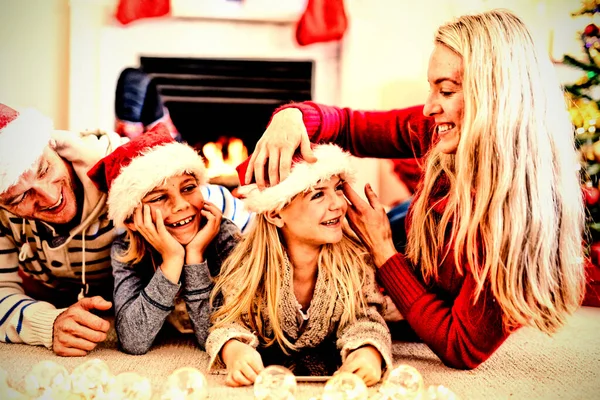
[
  {"xmin": 201, "ymin": 184, "xmax": 253, "ymax": 232},
  {"xmin": 0, "ymin": 228, "xmax": 64, "ymax": 348}
]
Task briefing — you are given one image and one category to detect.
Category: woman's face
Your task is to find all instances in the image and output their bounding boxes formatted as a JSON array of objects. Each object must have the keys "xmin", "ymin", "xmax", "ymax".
[
  {"xmin": 140, "ymin": 174, "xmax": 205, "ymax": 245},
  {"xmin": 277, "ymin": 175, "xmax": 347, "ymax": 250},
  {"xmin": 423, "ymin": 44, "xmax": 464, "ymax": 154}
]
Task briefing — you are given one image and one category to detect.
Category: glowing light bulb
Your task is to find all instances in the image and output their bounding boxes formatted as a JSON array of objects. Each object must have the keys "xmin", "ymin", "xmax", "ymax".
[
  {"xmin": 253, "ymin": 365, "xmax": 297, "ymax": 400},
  {"xmin": 70, "ymin": 358, "xmax": 113, "ymax": 400},
  {"xmin": 378, "ymin": 364, "xmax": 424, "ymax": 400},
  {"xmin": 108, "ymin": 372, "xmax": 152, "ymax": 400},
  {"xmin": 425, "ymin": 385, "xmax": 458, "ymax": 400},
  {"xmin": 160, "ymin": 367, "xmax": 208, "ymax": 400},
  {"xmin": 23, "ymin": 360, "xmax": 71, "ymax": 399},
  {"xmin": 322, "ymin": 372, "xmax": 368, "ymax": 400}
]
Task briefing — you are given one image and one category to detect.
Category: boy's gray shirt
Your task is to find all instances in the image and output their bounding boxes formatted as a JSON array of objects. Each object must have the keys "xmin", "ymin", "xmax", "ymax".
[{"xmin": 111, "ymin": 218, "xmax": 240, "ymax": 354}]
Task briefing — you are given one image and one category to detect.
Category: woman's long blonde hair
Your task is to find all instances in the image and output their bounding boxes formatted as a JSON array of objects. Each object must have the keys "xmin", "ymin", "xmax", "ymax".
[
  {"xmin": 406, "ymin": 9, "xmax": 585, "ymax": 333},
  {"xmin": 210, "ymin": 214, "xmax": 371, "ymax": 353}
]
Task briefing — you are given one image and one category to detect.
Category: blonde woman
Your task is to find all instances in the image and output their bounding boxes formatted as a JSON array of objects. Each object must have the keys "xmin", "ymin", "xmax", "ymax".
[
  {"xmin": 242, "ymin": 9, "xmax": 585, "ymax": 369},
  {"xmin": 207, "ymin": 144, "xmax": 392, "ymax": 387}
]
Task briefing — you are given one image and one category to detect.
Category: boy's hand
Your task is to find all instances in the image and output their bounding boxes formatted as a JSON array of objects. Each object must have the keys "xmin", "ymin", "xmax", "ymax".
[
  {"xmin": 133, "ymin": 205, "xmax": 184, "ymax": 260},
  {"xmin": 222, "ymin": 340, "xmax": 264, "ymax": 387},
  {"xmin": 337, "ymin": 345, "xmax": 383, "ymax": 386},
  {"xmin": 132, "ymin": 205, "xmax": 185, "ymax": 283},
  {"xmin": 185, "ymin": 202, "xmax": 222, "ymax": 264}
]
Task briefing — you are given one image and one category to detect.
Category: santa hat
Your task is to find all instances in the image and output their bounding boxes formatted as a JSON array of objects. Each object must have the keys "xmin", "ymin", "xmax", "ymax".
[
  {"xmin": 235, "ymin": 144, "xmax": 355, "ymax": 213},
  {"xmin": 0, "ymin": 104, "xmax": 54, "ymax": 194},
  {"xmin": 87, "ymin": 123, "xmax": 207, "ymax": 228}
]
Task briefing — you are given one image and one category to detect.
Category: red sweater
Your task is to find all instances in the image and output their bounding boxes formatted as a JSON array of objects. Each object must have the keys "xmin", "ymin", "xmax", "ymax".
[{"xmin": 278, "ymin": 102, "xmax": 510, "ymax": 369}]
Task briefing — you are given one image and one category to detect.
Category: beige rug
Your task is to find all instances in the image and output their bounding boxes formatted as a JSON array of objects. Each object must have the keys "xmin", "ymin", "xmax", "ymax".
[{"xmin": 1, "ymin": 307, "xmax": 599, "ymax": 399}]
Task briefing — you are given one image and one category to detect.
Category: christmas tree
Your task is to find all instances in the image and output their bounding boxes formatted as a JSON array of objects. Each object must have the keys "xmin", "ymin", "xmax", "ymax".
[{"xmin": 566, "ymin": 0, "xmax": 600, "ymax": 306}]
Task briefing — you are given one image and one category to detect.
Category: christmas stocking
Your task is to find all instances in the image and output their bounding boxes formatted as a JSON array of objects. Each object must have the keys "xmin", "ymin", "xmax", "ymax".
[
  {"xmin": 295, "ymin": 0, "xmax": 348, "ymax": 46},
  {"xmin": 115, "ymin": 0, "xmax": 170, "ymax": 25}
]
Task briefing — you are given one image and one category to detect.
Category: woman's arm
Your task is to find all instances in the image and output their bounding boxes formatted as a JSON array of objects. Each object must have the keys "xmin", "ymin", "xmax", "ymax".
[
  {"xmin": 378, "ymin": 253, "xmax": 509, "ymax": 369},
  {"xmin": 245, "ymin": 102, "xmax": 435, "ymax": 188},
  {"xmin": 111, "ymin": 240, "xmax": 180, "ymax": 355},
  {"xmin": 278, "ymin": 102, "xmax": 435, "ymax": 160}
]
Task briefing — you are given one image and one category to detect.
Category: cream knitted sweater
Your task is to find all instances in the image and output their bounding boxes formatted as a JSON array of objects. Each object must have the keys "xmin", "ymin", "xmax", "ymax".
[{"xmin": 206, "ymin": 257, "xmax": 393, "ymax": 372}]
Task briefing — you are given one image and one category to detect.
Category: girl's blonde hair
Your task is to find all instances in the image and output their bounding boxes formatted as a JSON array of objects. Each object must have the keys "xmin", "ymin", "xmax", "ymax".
[
  {"xmin": 210, "ymin": 213, "xmax": 371, "ymax": 353},
  {"xmin": 406, "ymin": 9, "xmax": 585, "ymax": 333}
]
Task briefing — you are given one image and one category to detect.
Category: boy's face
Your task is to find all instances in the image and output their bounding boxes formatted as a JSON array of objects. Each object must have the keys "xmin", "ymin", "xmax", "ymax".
[
  {"xmin": 277, "ymin": 175, "xmax": 347, "ymax": 250},
  {"xmin": 140, "ymin": 174, "xmax": 205, "ymax": 245},
  {"xmin": 0, "ymin": 147, "xmax": 80, "ymax": 225}
]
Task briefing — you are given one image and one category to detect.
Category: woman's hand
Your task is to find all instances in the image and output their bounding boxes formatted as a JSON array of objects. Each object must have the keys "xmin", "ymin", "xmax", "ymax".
[
  {"xmin": 244, "ymin": 107, "xmax": 316, "ymax": 189},
  {"xmin": 221, "ymin": 340, "xmax": 265, "ymax": 387},
  {"xmin": 132, "ymin": 205, "xmax": 185, "ymax": 283},
  {"xmin": 337, "ymin": 345, "xmax": 383, "ymax": 386},
  {"xmin": 383, "ymin": 295, "xmax": 404, "ymax": 322},
  {"xmin": 185, "ymin": 202, "xmax": 222, "ymax": 264},
  {"xmin": 343, "ymin": 183, "xmax": 397, "ymax": 268}
]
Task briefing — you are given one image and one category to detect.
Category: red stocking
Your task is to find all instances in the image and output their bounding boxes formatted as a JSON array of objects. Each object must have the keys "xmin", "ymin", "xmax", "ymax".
[
  {"xmin": 295, "ymin": 0, "xmax": 348, "ymax": 46},
  {"xmin": 115, "ymin": 0, "xmax": 170, "ymax": 25}
]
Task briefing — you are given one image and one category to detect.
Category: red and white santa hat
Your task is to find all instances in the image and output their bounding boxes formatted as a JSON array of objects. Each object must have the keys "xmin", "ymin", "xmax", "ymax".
[
  {"xmin": 235, "ymin": 143, "xmax": 356, "ymax": 213},
  {"xmin": 88, "ymin": 124, "xmax": 207, "ymax": 228},
  {"xmin": 0, "ymin": 104, "xmax": 54, "ymax": 194}
]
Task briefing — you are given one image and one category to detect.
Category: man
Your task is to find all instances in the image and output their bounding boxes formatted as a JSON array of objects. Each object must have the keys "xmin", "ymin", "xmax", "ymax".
[{"xmin": 0, "ymin": 103, "xmax": 126, "ymax": 356}]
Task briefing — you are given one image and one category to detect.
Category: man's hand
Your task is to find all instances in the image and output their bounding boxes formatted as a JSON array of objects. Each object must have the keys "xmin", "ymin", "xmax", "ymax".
[
  {"xmin": 53, "ymin": 296, "xmax": 112, "ymax": 356},
  {"xmin": 337, "ymin": 345, "xmax": 383, "ymax": 386},
  {"xmin": 343, "ymin": 183, "xmax": 397, "ymax": 268},
  {"xmin": 221, "ymin": 340, "xmax": 264, "ymax": 387},
  {"xmin": 185, "ymin": 202, "xmax": 222, "ymax": 265},
  {"xmin": 245, "ymin": 108, "xmax": 316, "ymax": 189}
]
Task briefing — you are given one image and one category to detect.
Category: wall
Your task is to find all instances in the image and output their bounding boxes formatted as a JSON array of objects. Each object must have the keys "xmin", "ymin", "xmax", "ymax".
[
  {"xmin": 0, "ymin": 0, "xmax": 69, "ymax": 129},
  {"xmin": 0, "ymin": 1, "xmax": 586, "ymax": 127},
  {"xmin": 0, "ymin": 0, "xmax": 588, "ymax": 205}
]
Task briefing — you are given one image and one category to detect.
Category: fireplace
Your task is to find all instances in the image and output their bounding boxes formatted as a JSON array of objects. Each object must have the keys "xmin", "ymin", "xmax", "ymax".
[
  {"xmin": 140, "ymin": 56, "xmax": 313, "ymax": 151},
  {"xmin": 68, "ymin": 0, "xmax": 380, "ymax": 199}
]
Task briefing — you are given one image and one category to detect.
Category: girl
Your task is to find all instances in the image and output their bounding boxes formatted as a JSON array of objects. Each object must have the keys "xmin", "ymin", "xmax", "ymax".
[
  {"xmin": 206, "ymin": 144, "xmax": 392, "ymax": 387},
  {"xmin": 88, "ymin": 125, "xmax": 240, "ymax": 354}
]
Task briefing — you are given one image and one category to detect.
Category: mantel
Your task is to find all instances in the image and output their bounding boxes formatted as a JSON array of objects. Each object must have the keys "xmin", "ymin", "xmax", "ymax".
[{"xmin": 171, "ymin": 0, "xmax": 305, "ymax": 24}]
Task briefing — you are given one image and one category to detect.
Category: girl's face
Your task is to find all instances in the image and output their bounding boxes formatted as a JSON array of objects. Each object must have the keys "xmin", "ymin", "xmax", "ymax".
[
  {"xmin": 277, "ymin": 175, "xmax": 347, "ymax": 249},
  {"xmin": 141, "ymin": 174, "xmax": 205, "ymax": 245},
  {"xmin": 423, "ymin": 44, "xmax": 464, "ymax": 154}
]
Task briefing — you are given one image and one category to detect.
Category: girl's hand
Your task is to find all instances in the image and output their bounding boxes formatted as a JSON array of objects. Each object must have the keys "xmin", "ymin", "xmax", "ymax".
[
  {"xmin": 221, "ymin": 340, "xmax": 265, "ymax": 387},
  {"xmin": 337, "ymin": 345, "xmax": 383, "ymax": 386},
  {"xmin": 132, "ymin": 205, "xmax": 185, "ymax": 283},
  {"xmin": 185, "ymin": 202, "xmax": 223, "ymax": 264}
]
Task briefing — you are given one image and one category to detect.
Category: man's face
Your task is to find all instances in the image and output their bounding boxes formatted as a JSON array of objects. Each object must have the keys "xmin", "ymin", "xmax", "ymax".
[{"xmin": 0, "ymin": 147, "xmax": 79, "ymax": 225}]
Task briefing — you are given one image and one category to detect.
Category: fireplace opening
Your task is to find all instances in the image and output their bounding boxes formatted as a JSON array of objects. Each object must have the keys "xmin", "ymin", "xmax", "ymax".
[{"xmin": 140, "ymin": 56, "xmax": 314, "ymax": 153}]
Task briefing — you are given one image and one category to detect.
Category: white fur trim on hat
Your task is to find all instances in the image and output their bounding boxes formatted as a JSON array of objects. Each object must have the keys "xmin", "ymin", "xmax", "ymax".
[
  {"xmin": 108, "ymin": 142, "xmax": 207, "ymax": 228},
  {"xmin": 238, "ymin": 144, "xmax": 356, "ymax": 213},
  {"xmin": 0, "ymin": 108, "xmax": 53, "ymax": 194}
]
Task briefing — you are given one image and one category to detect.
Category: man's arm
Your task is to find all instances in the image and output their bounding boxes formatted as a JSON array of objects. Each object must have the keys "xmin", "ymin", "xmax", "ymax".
[{"xmin": 0, "ymin": 225, "xmax": 64, "ymax": 348}]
